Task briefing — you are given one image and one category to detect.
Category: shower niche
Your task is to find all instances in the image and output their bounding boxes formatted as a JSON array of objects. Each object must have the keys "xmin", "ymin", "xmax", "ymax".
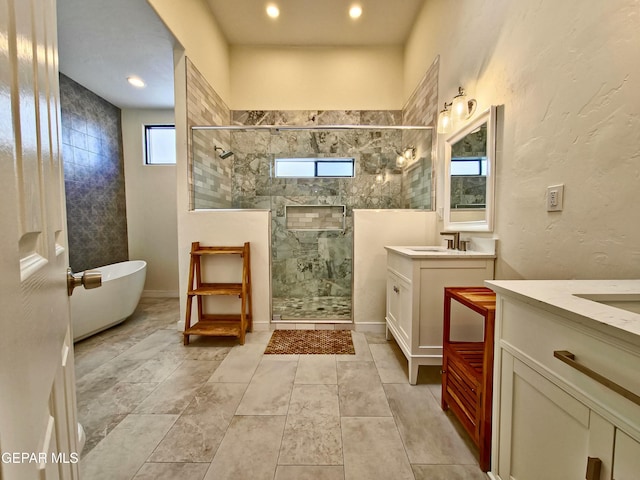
[{"xmin": 190, "ymin": 125, "xmax": 433, "ymax": 323}]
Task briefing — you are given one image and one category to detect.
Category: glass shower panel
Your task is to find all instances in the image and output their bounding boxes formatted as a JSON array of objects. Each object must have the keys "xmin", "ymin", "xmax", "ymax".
[{"xmin": 189, "ymin": 125, "xmax": 433, "ymax": 322}]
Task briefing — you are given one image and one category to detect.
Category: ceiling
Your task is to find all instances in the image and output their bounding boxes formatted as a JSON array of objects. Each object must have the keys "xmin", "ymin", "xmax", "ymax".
[
  {"xmin": 57, "ymin": 0, "xmax": 425, "ymax": 109},
  {"xmin": 206, "ymin": 0, "xmax": 425, "ymax": 46}
]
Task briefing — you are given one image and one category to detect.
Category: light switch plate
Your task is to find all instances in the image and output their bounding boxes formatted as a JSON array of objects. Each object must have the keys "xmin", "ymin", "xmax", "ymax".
[{"xmin": 547, "ymin": 184, "xmax": 564, "ymax": 212}]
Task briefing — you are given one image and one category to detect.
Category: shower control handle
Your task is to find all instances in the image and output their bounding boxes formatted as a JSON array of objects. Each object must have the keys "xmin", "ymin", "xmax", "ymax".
[{"xmin": 67, "ymin": 268, "xmax": 102, "ymax": 296}]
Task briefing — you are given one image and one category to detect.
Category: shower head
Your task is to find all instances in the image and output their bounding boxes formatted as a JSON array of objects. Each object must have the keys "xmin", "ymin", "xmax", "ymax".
[{"xmin": 214, "ymin": 145, "xmax": 233, "ymax": 159}]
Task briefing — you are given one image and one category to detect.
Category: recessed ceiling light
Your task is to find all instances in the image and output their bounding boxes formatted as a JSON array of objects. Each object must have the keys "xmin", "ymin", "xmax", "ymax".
[
  {"xmin": 349, "ymin": 5, "xmax": 362, "ymax": 19},
  {"xmin": 266, "ymin": 4, "xmax": 280, "ymax": 18},
  {"xmin": 127, "ymin": 76, "xmax": 145, "ymax": 88}
]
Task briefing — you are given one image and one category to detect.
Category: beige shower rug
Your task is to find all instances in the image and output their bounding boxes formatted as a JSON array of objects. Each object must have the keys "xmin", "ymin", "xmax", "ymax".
[{"xmin": 264, "ymin": 329, "xmax": 355, "ymax": 355}]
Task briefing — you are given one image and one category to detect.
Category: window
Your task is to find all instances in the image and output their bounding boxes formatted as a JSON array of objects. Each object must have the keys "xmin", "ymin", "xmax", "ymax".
[
  {"xmin": 450, "ymin": 156, "xmax": 487, "ymax": 176},
  {"xmin": 274, "ymin": 158, "xmax": 355, "ymax": 178},
  {"xmin": 145, "ymin": 125, "xmax": 176, "ymax": 165}
]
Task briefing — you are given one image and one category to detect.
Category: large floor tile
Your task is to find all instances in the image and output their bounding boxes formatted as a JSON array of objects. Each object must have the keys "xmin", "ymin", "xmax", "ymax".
[
  {"xmin": 117, "ymin": 328, "xmax": 181, "ymax": 361},
  {"xmin": 74, "ymin": 343, "xmax": 129, "ymax": 381},
  {"xmin": 235, "ymin": 360, "xmax": 297, "ymax": 415},
  {"xmin": 384, "ymin": 383, "xmax": 477, "ymax": 465},
  {"xmin": 78, "ymin": 381, "xmax": 158, "ymax": 455},
  {"xmin": 122, "ymin": 355, "xmax": 183, "ymax": 383},
  {"xmin": 132, "ymin": 462, "xmax": 209, "ymax": 480},
  {"xmin": 288, "ymin": 384, "xmax": 340, "ymax": 417},
  {"xmin": 148, "ymin": 383, "xmax": 247, "ymax": 462},
  {"xmin": 164, "ymin": 336, "xmax": 233, "ymax": 361},
  {"xmin": 412, "ymin": 464, "xmax": 488, "ymax": 479},
  {"xmin": 80, "ymin": 414, "xmax": 178, "ymax": 480},
  {"xmin": 204, "ymin": 416, "xmax": 286, "ymax": 480},
  {"xmin": 416, "ymin": 365, "xmax": 444, "ymax": 402},
  {"xmin": 244, "ymin": 331, "xmax": 273, "ymax": 345},
  {"xmin": 274, "ymin": 465, "xmax": 344, "ymax": 480},
  {"xmin": 208, "ymin": 343, "xmax": 265, "ymax": 383},
  {"xmin": 278, "ymin": 415, "xmax": 342, "ymax": 465},
  {"xmin": 294, "ymin": 355, "xmax": 337, "ymax": 384},
  {"xmin": 337, "ymin": 361, "xmax": 391, "ymax": 417},
  {"xmin": 341, "ymin": 417, "xmax": 414, "ymax": 480},
  {"xmin": 134, "ymin": 360, "xmax": 220, "ymax": 414},
  {"xmin": 369, "ymin": 342, "xmax": 409, "ymax": 384},
  {"xmin": 336, "ymin": 332, "xmax": 372, "ymax": 362}
]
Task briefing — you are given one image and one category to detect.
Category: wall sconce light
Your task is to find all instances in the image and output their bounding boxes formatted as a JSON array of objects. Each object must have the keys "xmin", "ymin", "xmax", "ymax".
[
  {"xmin": 451, "ymin": 86, "xmax": 477, "ymax": 122},
  {"xmin": 403, "ymin": 146, "xmax": 416, "ymax": 160},
  {"xmin": 437, "ymin": 87, "xmax": 477, "ymax": 134},
  {"xmin": 396, "ymin": 146, "xmax": 416, "ymax": 168},
  {"xmin": 375, "ymin": 172, "xmax": 385, "ymax": 184},
  {"xmin": 437, "ymin": 102, "xmax": 453, "ymax": 134}
]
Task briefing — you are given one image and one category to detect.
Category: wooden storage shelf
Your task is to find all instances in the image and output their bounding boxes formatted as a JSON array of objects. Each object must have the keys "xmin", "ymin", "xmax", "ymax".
[
  {"xmin": 188, "ymin": 283, "xmax": 243, "ymax": 296},
  {"xmin": 183, "ymin": 241, "xmax": 252, "ymax": 345},
  {"xmin": 442, "ymin": 286, "xmax": 496, "ymax": 472}
]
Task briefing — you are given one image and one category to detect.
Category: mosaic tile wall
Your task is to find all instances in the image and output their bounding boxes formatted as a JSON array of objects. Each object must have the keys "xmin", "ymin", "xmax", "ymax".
[
  {"xmin": 401, "ymin": 56, "xmax": 439, "ymax": 209},
  {"xmin": 286, "ymin": 206, "xmax": 345, "ymax": 231},
  {"xmin": 186, "ymin": 58, "xmax": 231, "ymax": 209},
  {"xmin": 60, "ymin": 74, "xmax": 128, "ymax": 273}
]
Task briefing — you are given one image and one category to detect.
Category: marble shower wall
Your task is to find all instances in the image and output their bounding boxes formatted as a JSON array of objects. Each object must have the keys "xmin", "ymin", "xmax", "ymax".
[
  {"xmin": 60, "ymin": 74, "xmax": 128, "ymax": 272},
  {"xmin": 228, "ymin": 110, "xmax": 423, "ymax": 305}
]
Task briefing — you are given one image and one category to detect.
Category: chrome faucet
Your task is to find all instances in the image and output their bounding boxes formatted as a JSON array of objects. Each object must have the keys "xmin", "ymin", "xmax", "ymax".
[{"xmin": 440, "ymin": 231, "xmax": 460, "ymax": 250}]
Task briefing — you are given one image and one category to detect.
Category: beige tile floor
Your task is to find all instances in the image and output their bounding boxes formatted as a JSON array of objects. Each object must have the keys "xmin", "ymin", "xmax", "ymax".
[{"xmin": 74, "ymin": 298, "xmax": 488, "ymax": 480}]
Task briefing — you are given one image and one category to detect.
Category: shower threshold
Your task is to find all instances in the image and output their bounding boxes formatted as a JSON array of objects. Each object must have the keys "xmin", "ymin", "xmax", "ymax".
[{"xmin": 272, "ymin": 296, "xmax": 352, "ymax": 322}]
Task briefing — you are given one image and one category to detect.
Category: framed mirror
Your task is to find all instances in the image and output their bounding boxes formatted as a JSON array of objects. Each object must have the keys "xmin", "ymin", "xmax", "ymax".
[{"xmin": 443, "ymin": 105, "xmax": 497, "ymax": 232}]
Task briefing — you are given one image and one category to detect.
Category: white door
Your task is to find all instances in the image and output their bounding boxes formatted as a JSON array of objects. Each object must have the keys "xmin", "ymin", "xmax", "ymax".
[{"xmin": 0, "ymin": 0, "xmax": 80, "ymax": 479}]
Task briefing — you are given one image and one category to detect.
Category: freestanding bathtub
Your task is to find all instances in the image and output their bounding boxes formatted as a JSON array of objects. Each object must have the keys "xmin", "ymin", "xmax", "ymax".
[{"xmin": 71, "ymin": 260, "xmax": 147, "ymax": 341}]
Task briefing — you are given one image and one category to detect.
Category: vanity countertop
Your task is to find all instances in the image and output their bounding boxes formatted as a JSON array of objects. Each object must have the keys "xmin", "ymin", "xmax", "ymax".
[
  {"xmin": 385, "ymin": 245, "xmax": 497, "ymax": 259},
  {"xmin": 486, "ymin": 279, "xmax": 640, "ymax": 346}
]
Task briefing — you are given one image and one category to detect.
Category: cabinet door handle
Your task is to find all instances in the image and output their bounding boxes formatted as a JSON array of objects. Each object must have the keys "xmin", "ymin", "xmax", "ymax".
[
  {"xmin": 585, "ymin": 456, "xmax": 602, "ymax": 480},
  {"xmin": 393, "ymin": 286, "xmax": 399, "ymax": 293},
  {"xmin": 554, "ymin": 350, "xmax": 640, "ymax": 407}
]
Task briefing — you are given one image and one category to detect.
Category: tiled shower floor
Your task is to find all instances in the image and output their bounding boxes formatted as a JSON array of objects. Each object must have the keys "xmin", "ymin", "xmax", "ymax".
[{"xmin": 272, "ymin": 296, "xmax": 352, "ymax": 320}]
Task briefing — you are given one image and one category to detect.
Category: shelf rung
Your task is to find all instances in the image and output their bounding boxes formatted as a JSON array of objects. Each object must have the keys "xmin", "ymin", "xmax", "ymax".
[
  {"xmin": 189, "ymin": 283, "xmax": 242, "ymax": 296},
  {"xmin": 192, "ymin": 246, "xmax": 245, "ymax": 255}
]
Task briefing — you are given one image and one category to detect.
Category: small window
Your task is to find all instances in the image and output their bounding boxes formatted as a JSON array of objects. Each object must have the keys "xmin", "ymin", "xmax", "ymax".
[
  {"xmin": 450, "ymin": 156, "xmax": 486, "ymax": 176},
  {"xmin": 145, "ymin": 125, "xmax": 176, "ymax": 165},
  {"xmin": 274, "ymin": 158, "xmax": 355, "ymax": 178}
]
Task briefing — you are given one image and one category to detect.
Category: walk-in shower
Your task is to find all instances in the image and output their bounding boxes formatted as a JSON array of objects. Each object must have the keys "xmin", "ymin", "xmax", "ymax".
[{"xmin": 190, "ymin": 125, "xmax": 433, "ymax": 323}]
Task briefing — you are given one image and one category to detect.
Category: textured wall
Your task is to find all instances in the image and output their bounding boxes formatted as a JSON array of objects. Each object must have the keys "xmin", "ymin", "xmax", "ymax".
[
  {"xmin": 60, "ymin": 74, "xmax": 128, "ymax": 272},
  {"xmin": 406, "ymin": 0, "xmax": 640, "ymax": 280}
]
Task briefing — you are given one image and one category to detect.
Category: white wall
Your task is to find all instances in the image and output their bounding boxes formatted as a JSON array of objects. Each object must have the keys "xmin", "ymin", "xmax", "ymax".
[
  {"xmin": 405, "ymin": 0, "xmax": 640, "ymax": 280},
  {"xmin": 177, "ymin": 211, "xmax": 272, "ymax": 331},
  {"xmin": 230, "ymin": 45, "xmax": 404, "ymax": 110},
  {"xmin": 147, "ymin": 0, "xmax": 231, "ymax": 104},
  {"xmin": 122, "ymin": 108, "xmax": 179, "ymax": 296},
  {"xmin": 353, "ymin": 210, "xmax": 438, "ymax": 331}
]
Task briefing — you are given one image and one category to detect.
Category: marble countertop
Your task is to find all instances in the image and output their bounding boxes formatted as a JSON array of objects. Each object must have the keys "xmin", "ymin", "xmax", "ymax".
[
  {"xmin": 385, "ymin": 246, "xmax": 497, "ymax": 259},
  {"xmin": 486, "ymin": 279, "xmax": 640, "ymax": 346}
]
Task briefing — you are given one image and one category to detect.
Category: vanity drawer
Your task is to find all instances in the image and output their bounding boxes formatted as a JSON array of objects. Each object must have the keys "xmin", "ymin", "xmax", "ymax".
[
  {"xmin": 497, "ymin": 296, "xmax": 640, "ymax": 434},
  {"xmin": 387, "ymin": 251, "xmax": 414, "ymax": 279}
]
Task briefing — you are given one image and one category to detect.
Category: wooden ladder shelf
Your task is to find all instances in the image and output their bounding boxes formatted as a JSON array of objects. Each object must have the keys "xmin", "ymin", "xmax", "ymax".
[{"xmin": 183, "ymin": 241, "xmax": 253, "ymax": 345}]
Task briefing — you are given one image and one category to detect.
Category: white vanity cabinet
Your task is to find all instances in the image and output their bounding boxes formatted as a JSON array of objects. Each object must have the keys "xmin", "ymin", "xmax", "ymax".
[
  {"xmin": 487, "ymin": 280, "xmax": 640, "ymax": 480},
  {"xmin": 385, "ymin": 247, "xmax": 495, "ymax": 384}
]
